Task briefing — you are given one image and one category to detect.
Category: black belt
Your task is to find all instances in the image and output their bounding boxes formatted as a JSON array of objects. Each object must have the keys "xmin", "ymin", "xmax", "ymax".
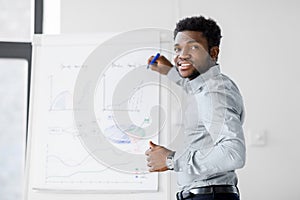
[{"xmin": 176, "ymin": 185, "xmax": 239, "ymax": 200}]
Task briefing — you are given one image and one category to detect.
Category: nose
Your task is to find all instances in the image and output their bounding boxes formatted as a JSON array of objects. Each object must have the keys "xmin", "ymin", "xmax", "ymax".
[{"xmin": 178, "ymin": 47, "xmax": 191, "ymax": 60}]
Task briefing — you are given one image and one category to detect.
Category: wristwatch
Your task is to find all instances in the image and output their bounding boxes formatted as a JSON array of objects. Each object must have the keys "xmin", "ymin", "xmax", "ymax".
[{"xmin": 166, "ymin": 152, "xmax": 175, "ymax": 170}]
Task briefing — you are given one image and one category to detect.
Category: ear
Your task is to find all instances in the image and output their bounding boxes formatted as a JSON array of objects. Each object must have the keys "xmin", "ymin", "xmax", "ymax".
[{"xmin": 209, "ymin": 46, "xmax": 220, "ymax": 61}]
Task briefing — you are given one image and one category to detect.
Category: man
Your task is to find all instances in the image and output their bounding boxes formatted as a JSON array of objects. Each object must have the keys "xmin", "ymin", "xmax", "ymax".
[{"xmin": 145, "ymin": 16, "xmax": 246, "ymax": 200}]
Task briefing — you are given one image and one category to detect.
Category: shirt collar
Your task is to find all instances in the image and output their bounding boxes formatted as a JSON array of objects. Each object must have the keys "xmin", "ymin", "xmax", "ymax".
[{"xmin": 187, "ymin": 64, "xmax": 221, "ymax": 94}]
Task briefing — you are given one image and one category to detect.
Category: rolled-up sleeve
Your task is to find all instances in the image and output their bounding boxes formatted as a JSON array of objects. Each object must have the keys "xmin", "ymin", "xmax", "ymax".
[{"xmin": 167, "ymin": 67, "xmax": 186, "ymax": 86}]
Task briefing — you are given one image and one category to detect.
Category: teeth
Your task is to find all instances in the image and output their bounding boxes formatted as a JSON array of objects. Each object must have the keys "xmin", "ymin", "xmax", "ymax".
[{"xmin": 181, "ymin": 63, "xmax": 190, "ymax": 66}]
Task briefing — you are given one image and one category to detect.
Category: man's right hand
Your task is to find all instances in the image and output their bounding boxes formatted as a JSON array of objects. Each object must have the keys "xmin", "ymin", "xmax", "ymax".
[{"xmin": 147, "ymin": 55, "xmax": 173, "ymax": 75}]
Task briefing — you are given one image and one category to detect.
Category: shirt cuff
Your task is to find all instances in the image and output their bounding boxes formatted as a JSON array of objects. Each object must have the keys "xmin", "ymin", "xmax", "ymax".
[
  {"xmin": 173, "ymin": 152, "xmax": 183, "ymax": 172},
  {"xmin": 167, "ymin": 66, "xmax": 182, "ymax": 82},
  {"xmin": 173, "ymin": 158, "xmax": 181, "ymax": 172}
]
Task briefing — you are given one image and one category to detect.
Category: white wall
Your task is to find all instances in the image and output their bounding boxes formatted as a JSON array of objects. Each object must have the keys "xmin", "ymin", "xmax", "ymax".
[
  {"xmin": 60, "ymin": 0, "xmax": 300, "ymax": 199},
  {"xmin": 61, "ymin": 0, "xmax": 178, "ymax": 32},
  {"xmin": 0, "ymin": 0, "xmax": 34, "ymax": 42}
]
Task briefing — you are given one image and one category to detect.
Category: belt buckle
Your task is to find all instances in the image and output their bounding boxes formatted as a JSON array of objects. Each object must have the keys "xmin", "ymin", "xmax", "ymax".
[{"xmin": 176, "ymin": 190, "xmax": 193, "ymax": 200}]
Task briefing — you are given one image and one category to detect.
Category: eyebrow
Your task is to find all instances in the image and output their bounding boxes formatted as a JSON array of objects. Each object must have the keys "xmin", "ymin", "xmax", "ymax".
[{"xmin": 174, "ymin": 40, "xmax": 199, "ymax": 46}]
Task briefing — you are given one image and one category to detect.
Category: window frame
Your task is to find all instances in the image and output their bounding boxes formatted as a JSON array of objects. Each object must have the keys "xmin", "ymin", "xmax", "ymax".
[{"xmin": 0, "ymin": 0, "xmax": 43, "ymax": 139}]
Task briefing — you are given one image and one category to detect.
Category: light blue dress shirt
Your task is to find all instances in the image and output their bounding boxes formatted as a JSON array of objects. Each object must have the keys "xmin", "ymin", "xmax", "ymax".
[{"xmin": 167, "ymin": 65, "xmax": 246, "ymax": 191}]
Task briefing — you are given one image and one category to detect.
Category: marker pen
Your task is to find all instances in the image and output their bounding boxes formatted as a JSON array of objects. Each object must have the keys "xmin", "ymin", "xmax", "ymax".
[{"xmin": 147, "ymin": 53, "xmax": 160, "ymax": 69}]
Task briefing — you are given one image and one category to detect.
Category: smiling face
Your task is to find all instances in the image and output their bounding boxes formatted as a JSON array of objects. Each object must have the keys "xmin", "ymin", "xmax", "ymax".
[{"xmin": 174, "ymin": 31, "xmax": 218, "ymax": 80}]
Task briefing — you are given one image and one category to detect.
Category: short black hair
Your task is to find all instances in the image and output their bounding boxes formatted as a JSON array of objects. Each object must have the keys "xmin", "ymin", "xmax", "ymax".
[{"xmin": 174, "ymin": 16, "xmax": 222, "ymax": 50}]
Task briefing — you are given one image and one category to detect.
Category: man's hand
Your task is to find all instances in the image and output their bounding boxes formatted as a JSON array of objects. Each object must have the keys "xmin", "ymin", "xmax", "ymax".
[
  {"xmin": 145, "ymin": 141, "xmax": 173, "ymax": 172},
  {"xmin": 147, "ymin": 55, "xmax": 173, "ymax": 75}
]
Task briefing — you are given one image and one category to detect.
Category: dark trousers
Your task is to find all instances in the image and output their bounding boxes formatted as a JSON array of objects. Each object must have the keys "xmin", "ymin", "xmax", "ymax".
[{"xmin": 176, "ymin": 193, "xmax": 240, "ymax": 200}]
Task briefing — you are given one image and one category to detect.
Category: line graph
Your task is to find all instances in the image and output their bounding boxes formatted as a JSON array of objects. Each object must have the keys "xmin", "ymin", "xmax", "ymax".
[
  {"xmin": 49, "ymin": 75, "xmax": 73, "ymax": 111},
  {"xmin": 91, "ymin": 50, "xmax": 161, "ymax": 158},
  {"xmin": 44, "ymin": 146, "xmax": 148, "ymax": 185},
  {"xmin": 101, "ymin": 74, "xmax": 144, "ymax": 112}
]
